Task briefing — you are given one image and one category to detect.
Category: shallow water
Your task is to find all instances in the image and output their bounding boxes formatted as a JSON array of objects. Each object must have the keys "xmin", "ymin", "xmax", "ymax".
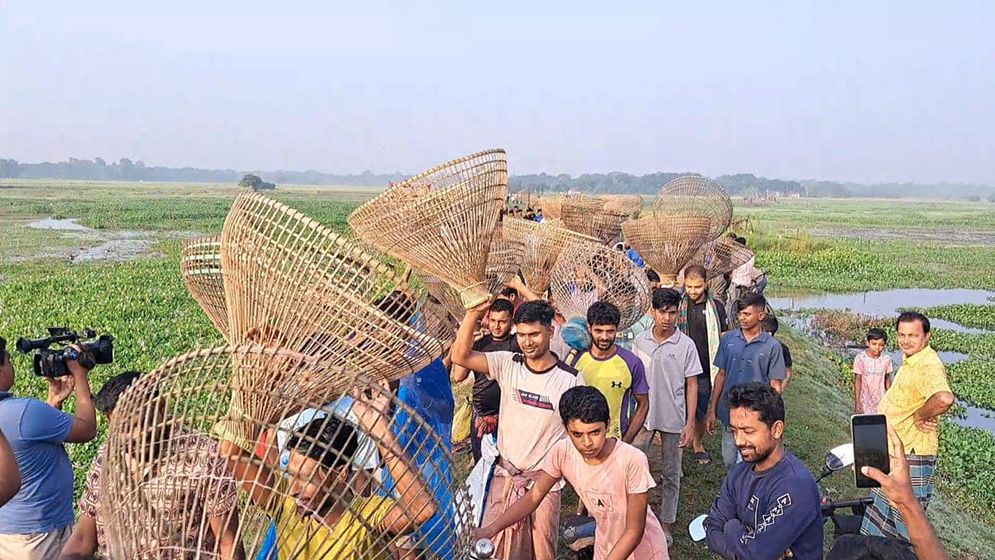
[
  {"xmin": 27, "ymin": 217, "xmax": 92, "ymax": 231},
  {"xmin": 770, "ymin": 288, "xmax": 995, "ymax": 334},
  {"xmin": 954, "ymin": 401, "xmax": 995, "ymax": 434}
]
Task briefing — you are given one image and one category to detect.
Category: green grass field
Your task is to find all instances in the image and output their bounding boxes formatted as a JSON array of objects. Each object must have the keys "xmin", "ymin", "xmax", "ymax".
[{"xmin": 1, "ymin": 181, "xmax": 994, "ymax": 558}]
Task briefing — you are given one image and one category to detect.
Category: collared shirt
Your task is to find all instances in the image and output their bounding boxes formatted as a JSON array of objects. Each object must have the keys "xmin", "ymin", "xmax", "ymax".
[
  {"xmin": 80, "ymin": 433, "xmax": 238, "ymax": 559},
  {"xmin": 633, "ymin": 329, "xmax": 703, "ymax": 433},
  {"xmin": 879, "ymin": 346, "xmax": 951, "ymax": 456},
  {"xmin": 574, "ymin": 347, "xmax": 649, "ymax": 439},
  {"xmin": 714, "ymin": 329, "xmax": 787, "ymax": 425}
]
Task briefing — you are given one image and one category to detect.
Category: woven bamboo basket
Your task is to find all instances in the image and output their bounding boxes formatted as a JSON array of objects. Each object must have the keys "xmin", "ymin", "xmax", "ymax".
[
  {"xmin": 348, "ymin": 150, "xmax": 508, "ymax": 309},
  {"xmin": 418, "ymin": 229, "xmax": 525, "ymax": 323},
  {"xmin": 535, "ymin": 196, "xmax": 562, "ymax": 219},
  {"xmin": 221, "ymin": 193, "xmax": 445, "ymax": 382},
  {"xmin": 501, "ymin": 217, "xmax": 601, "ymax": 294},
  {"xmin": 100, "ymin": 345, "xmax": 473, "ymax": 559},
  {"xmin": 549, "ymin": 243, "xmax": 651, "ymax": 331},
  {"xmin": 687, "ymin": 236, "xmax": 755, "ymax": 279},
  {"xmin": 180, "ymin": 236, "xmax": 228, "ymax": 335},
  {"xmin": 652, "ymin": 175, "xmax": 732, "ymax": 243},
  {"xmin": 560, "ymin": 196, "xmax": 603, "ymax": 234},
  {"xmin": 602, "ymin": 195, "xmax": 644, "ymax": 217},
  {"xmin": 622, "ymin": 215, "xmax": 712, "ymax": 286}
]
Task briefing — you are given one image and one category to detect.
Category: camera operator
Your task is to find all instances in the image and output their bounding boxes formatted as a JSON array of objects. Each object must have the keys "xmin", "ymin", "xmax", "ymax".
[{"xmin": 0, "ymin": 344, "xmax": 97, "ymax": 559}]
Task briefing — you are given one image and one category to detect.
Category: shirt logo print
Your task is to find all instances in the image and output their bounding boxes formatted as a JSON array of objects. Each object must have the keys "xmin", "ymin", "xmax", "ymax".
[
  {"xmin": 610, "ymin": 381, "xmax": 624, "ymax": 388},
  {"xmin": 742, "ymin": 493, "xmax": 792, "ymax": 543},
  {"xmin": 517, "ymin": 389, "xmax": 554, "ymax": 411}
]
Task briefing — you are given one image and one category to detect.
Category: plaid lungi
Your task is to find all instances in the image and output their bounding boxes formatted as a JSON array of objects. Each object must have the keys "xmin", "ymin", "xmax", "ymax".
[{"xmin": 860, "ymin": 454, "xmax": 937, "ymax": 542}]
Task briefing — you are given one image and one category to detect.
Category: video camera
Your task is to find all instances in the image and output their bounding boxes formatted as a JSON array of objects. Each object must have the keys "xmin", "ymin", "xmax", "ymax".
[{"xmin": 15, "ymin": 328, "xmax": 114, "ymax": 378}]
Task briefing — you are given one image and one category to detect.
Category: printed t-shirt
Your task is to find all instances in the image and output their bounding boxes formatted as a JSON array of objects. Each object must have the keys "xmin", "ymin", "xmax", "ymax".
[
  {"xmin": 272, "ymin": 494, "xmax": 394, "ymax": 560},
  {"xmin": 484, "ymin": 351, "xmax": 584, "ymax": 471},
  {"xmin": 542, "ymin": 439, "xmax": 669, "ymax": 560},
  {"xmin": 574, "ymin": 347, "xmax": 648, "ymax": 439},
  {"xmin": 854, "ymin": 350, "xmax": 893, "ymax": 414}
]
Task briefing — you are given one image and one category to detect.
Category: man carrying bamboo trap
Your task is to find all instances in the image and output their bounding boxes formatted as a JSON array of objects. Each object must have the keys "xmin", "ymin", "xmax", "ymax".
[{"xmin": 452, "ymin": 300, "xmax": 584, "ymax": 560}]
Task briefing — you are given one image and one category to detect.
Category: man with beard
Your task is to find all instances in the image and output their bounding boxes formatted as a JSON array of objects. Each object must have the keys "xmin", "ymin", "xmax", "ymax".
[
  {"xmin": 704, "ymin": 383, "xmax": 823, "ymax": 559},
  {"xmin": 574, "ymin": 301, "xmax": 649, "ymax": 445},
  {"xmin": 679, "ymin": 265, "xmax": 728, "ymax": 466},
  {"xmin": 452, "ymin": 298, "xmax": 519, "ymax": 463},
  {"xmin": 705, "ymin": 293, "xmax": 786, "ymax": 466},
  {"xmin": 452, "ymin": 300, "xmax": 584, "ymax": 560}
]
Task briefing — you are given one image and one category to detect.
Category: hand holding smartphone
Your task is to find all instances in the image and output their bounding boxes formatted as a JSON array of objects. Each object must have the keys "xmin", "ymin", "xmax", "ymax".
[{"xmin": 852, "ymin": 413, "xmax": 890, "ymax": 488}]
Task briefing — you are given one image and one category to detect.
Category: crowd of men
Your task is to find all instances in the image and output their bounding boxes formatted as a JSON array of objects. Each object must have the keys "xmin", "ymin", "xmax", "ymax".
[{"xmin": 0, "ymin": 239, "xmax": 958, "ymax": 560}]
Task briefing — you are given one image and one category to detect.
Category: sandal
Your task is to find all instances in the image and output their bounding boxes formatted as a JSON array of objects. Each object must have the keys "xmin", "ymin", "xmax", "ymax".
[{"xmin": 694, "ymin": 451, "xmax": 711, "ymax": 465}]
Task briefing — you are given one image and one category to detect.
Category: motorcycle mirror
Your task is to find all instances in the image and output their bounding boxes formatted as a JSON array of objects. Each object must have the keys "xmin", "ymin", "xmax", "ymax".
[
  {"xmin": 826, "ymin": 443, "xmax": 855, "ymax": 471},
  {"xmin": 688, "ymin": 514, "xmax": 708, "ymax": 542}
]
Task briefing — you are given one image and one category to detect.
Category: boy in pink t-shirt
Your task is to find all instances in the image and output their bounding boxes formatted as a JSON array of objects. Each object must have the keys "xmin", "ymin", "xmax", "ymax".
[
  {"xmin": 475, "ymin": 386, "xmax": 669, "ymax": 560},
  {"xmin": 853, "ymin": 328, "xmax": 894, "ymax": 414}
]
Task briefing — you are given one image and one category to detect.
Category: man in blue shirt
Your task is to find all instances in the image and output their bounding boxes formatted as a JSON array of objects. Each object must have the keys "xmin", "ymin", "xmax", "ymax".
[
  {"xmin": 705, "ymin": 293, "xmax": 786, "ymax": 466},
  {"xmin": 705, "ymin": 383, "xmax": 823, "ymax": 559},
  {"xmin": 0, "ymin": 344, "xmax": 97, "ymax": 559}
]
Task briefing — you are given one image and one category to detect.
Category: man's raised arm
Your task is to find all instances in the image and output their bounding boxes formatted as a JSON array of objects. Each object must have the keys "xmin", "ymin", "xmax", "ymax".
[{"xmin": 451, "ymin": 301, "xmax": 492, "ymax": 376}]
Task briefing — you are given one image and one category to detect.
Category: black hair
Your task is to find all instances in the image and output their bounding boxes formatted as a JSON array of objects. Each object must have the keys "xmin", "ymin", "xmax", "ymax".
[
  {"xmin": 513, "ymin": 300, "xmax": 555, "ymax": 327},
  {"xmin": 286, "ymin": 415, "xmax": 359, "ymax": 471},
  {"xmin": 587, "ymin": 301, "xmax": 621, "ymax": 327},
  {"xmin": 489, "ymin": 298, "xmax": 515, "ymax": 315},
  {"xmin": 897, "ymin": 311, "xmax": 931, "ymax": 334},
  {"xmin": 645, "ymin": 269, "xmax": 661, "ymax": 283},
  {"xmin": 499, "ymin": 286, "xmax": 518, "ymax": 299},
  {"xmin": 727, "ymin": 382, "xmax": 785, "ymax": 428},
  {"xmin": 866, "ymin": 328, "xmax": 888, "ymax": 342},
  {"xmin": 376, "ymin": 291, "xmax": 416, "ymax": 323},
  {"xmin": 735, "ymin": 236, "xmax": 748, "ymax": 246},
  {"xmin": 652, "ymin": 287, "xmax": 681, "ymax": 310},
  {"xmin": 739, "ymin": 292, "xmax": 767, "ymax": 313},
  {"xmin": 761, "ymin": 315, "xmax": 779, "ymax": 334},
  {"xmin": 684, "ymin": 265, "xmax": 707, "ymax": 282},
  {"xmin": 559, "ymin": 386, "xmax": 611, "ymax": 426},
  {"xmin": 94, "ymin": 371, "xmax": 144, "ymax": 415}
]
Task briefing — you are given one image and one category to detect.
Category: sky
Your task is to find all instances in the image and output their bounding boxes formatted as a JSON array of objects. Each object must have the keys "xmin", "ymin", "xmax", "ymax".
[{"xmin": 1, "ymin": 1, "xmax": 993, "ymax": 183}]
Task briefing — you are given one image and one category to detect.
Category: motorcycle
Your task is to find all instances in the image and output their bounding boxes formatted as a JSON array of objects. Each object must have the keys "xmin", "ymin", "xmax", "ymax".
[{"xmin": 688, "ymin": 443, "xmax": 873, "ymax": 543}]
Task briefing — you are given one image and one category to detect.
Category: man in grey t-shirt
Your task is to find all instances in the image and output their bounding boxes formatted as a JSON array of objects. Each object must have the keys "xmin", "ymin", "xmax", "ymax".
[
  {"xmin": 705, "ymin": 293, "xmax": 787, "ymax": 467},
  {"xmin": 632, "ymin": 288, "xmax": 702, "ymax": 545}
]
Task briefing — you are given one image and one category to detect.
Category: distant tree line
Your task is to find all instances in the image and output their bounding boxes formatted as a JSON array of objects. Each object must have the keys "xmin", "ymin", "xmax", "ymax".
[
  {"xmin": 0, "ymin": 157, "xmax": 408, "ymax": 186},
  {"xmin": 1, "ymin": 157, "xmax": 992, "ymax": 200}
]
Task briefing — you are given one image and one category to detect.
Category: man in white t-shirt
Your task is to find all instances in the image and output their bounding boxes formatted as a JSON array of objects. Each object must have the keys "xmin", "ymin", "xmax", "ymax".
[{"xmin": 452, "ymin": 299, "xmax": 584, "ymax": 560}]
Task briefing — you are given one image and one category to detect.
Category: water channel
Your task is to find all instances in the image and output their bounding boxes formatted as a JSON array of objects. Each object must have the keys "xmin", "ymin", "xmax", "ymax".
[{"xmin": 770, "ymin": 288, "xmax": 995, "ymax": 434}]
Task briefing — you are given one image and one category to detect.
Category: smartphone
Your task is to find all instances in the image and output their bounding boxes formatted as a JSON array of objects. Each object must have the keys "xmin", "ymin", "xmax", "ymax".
[{"xmin": 852, "ymin": 414, "xmax": 890, "ymax": 488}]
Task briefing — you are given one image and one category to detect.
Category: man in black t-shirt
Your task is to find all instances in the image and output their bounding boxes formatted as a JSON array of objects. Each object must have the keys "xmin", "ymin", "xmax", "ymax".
[
  {"xmin": 679, "ymin": 265, "xmax": 728, "ymax": 465},
  {"xmin": 762, "ymin": 315, "xmax": 794, "ymax": 391},
  {"xmin": 452, "ymin": 298, "xmax": 519, "ymax": 462}
]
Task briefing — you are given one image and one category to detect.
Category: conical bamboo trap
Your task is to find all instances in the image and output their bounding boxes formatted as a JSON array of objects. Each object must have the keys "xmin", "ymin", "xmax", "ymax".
[
  {"xmin": 687, "ymin": 236, "xmax": 755, "ymax": 279},
  {"xmin": 622, "ymin": 215, "xmax": 712, "ymax": 287},
  {"xmin": 181, "ymin": 236, "xmax": 228, "ymax": 334},
  {"xmin": 348, "ymin": 149, "xmax": 508, "ymax": 309},
  {"xmin": 652, "ymin": 175, "xmax": 732, "ymax": 243},
  {"xmin": 419, "ymin": 229, "xmax": 525, "ymax": 321},
  {"xmin": 221, "ymin": 193, "xmax": 445, "ymax": 382},
  {"xmin": 549, "ymin": 243, "xmax": 651, "ymax": 331},
  {"xmin": 100, "ymin": 345, "xmax": 473, "ymax": 560},
  {"xmin": 602, "ymin": 195, "xmax": 644, "ymax": 217},
  {"xmin": 501, "ymin": 217, "xmax": 601, "ymax": 294}
]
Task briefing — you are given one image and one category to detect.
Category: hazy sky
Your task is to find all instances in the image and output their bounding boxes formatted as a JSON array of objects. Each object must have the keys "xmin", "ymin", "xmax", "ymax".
[{"xmin": 1, "ymin": 1, "xmax": 993, "ymax": 183}]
